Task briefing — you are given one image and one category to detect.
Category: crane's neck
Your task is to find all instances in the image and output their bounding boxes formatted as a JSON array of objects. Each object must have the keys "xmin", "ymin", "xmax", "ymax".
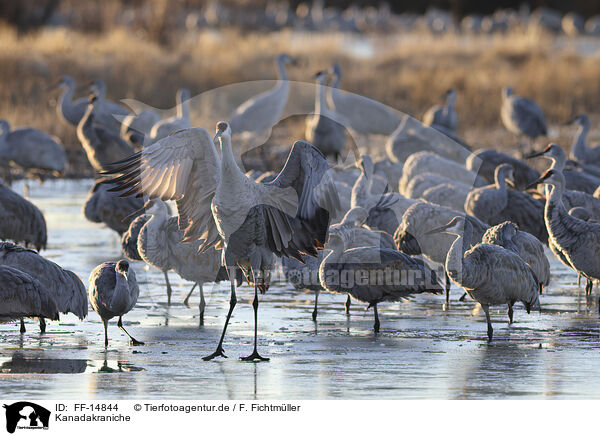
[
  {"xmin": 494, "ymin": 171, "xmax": 508, "ymax": 193},
  {"xmin": 315, "ymin": 76, "xmax": 327, "ymax": 115},
  {"xmin": 110, "ymin": 272, "xmax": 130, "ymax": 308},
  {"xmin": 79, "ymin": 104, "xmax": 98, "ymax": 142},
  {"xmin": 572, "ymin": 122, "xmax": 590, "ymax": 161},
  {"xmin": 219, "ymin": 134, "xmax": 245, "ymax": 184},
  {"xmin": 177, "ymin": 96, "xmax": 189, "ymax": 120},
  {"xmin": 277, "ymin": 59, "xmax": 289, "ymax": 82},
  {"xmin": 323, "ymin": 240, "xmax": 344, "ymax": 265},
  {"xmin": 445, "ymin": 222, "xmax": 472, "ymax": 284},
  {"xmin": 59, "ymin": 82, "xmax": 76, "ymax": 113}
]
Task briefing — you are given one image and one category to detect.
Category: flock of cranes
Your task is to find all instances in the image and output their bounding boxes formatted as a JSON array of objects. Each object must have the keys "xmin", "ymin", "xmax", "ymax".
[{"xmin": 3, "ymin": 52, "xmax": 600, "ymax": 359}]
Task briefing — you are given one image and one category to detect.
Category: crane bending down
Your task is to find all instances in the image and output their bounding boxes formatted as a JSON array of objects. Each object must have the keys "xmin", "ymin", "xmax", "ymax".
[{"xmin": 103, "ymin": 122, "xmax": 340, "ymax": 361}]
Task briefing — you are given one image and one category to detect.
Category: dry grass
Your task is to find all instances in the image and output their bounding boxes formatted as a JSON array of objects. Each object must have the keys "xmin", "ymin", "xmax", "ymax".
[{"xmin": 2, "ymin": 24, "xmax": 600, "ymax": 175}]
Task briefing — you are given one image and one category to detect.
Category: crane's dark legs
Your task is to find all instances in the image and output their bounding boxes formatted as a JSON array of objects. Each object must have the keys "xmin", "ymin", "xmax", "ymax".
[
  {"xmin": 577, "ymin": 274, "xmax": 582, "ymax": 287},
  {"xmin": 312, "ymin": 290, "xmax": 319, "ymax": 322},
  {"xmin": 585, "ymin": 279, "xmax": 593, "ymax": 296},
  {"xmin": 482, "ymin": 305, "xmax": 493, "ymax": 342},
  {"xmin": 103, "ymin": 319, "xmax": 109, "ymax": 347},
  {"xmin": 345, "ymin": 294, "xmax": 351, "ymax": 314},
  {"xmin": 39, "ymin": 317, "xmax": 46, "ymax": 333},
  {"xmin": 539, "ymin": 283, "xmax": 543, "ymax": 295},
  {"xmin": 507, "ymin": 303, "xmax": 514, "ymax": 324},
  {"xmin": 445, "ymin": 272, "xmax": 451, "ymax": 303},
  {"xmin": 118, "ymin": 316, "xmax": 144, "ymax": 346},
  {"xmin": 203, "ymin": 276, "xmax": 237, "ymax": 361},
  {"xmin": 183, "ymin": 282, "xmax": 197, "ymax": 307},
  {"xmin": 163, "ymin": 270, "xmax": 173, "ymax": 305},
  {"xmin": 20, "ymin": 319, "xmax": 25, "ymax": 334},
  {"xmin": 459, "ymin": 292, "xmax": 468, "ymax": 302},
  {"xmin": 241, "ymin": 282, "xmax": 269, "ymax": 362},
  {"xmin": 198, "ymin": 283, "xmax": 206, "ymax": 326},
  {"xmin": 373, "ymin": 304, "xmax": 380, "ymax": 333}
]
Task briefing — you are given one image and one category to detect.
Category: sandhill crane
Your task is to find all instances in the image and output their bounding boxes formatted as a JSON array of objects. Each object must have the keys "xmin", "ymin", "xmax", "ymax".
[
  {"xmin": 149, "ymin": 89, "xmax": 191, "ymax": 143},
  {"xmin": 467, "ymin": 149, "xmax": 540, "ymax": 191},
  {"xmin": 0, "ymin": 242, "xmax": 87, "ymax": 332},
  {"xmin": 526, "ymin": 143, "xmax": 600, "ymax": 194},
  {"xmin": 0, "ymin": 265, "xmax": 58, "ymax": 332},
  {"xmin": 137, "ymin": 199, "xmax": 225, "ymax": 319},
  {"xmin": 121, "ymin": 214, "xmax": 149, "ymax": 261},
  {"xmin": 305, "ymin": 71, "xmax": 346, "ymax": 160},
  {"xmin": 351, "ymin": 155, "xmax": 388, "ymax": 211},
  {"xmin": 464, "ymin": 164, "xmax": 547, "ymax": 243},
  {"xmin": 89, "ymin": 260, "xmax": 142, "ymax": 347},
  {"xmin": 330, "ymin": 207, "xmax": 396, "ymax": 250},
  {"xmin": 401, "ymin": 173, "xmax": 472, "ymax": 206},
  {"xmin": 428, "ymin": 216, "xmax": 540, "ymax": 341},
  {"xmin": 399, "ymin": 152, "xmax": 486, "ymax": 194},
  {"xmin": 482, "ymin": 221, "xmax": 550, "ymax": 293},
  {"xmin": 373, "ymin": 157, "xmax": 403, "ymax": 192},
  {"xmin": 423, "ymin": 89, "xmax": 458, "ymax": 132},
  {"xmin": 120, "ymin": 110, "xmax": 161, "ymax": 147},
  {"xmin": 0, "ymin": 120, "xmax": 67, "ymax": 178},
  {"xmin": 103, "ymin": 121, "xmax": 340, "ymax": 361},
  {"xmin": 229, "ymin": 54, "xmax": 296, "ymax": 136},
  {"xmin": 88, "ymin": 79, "xmax": 131, "ymax": 132},
  {"xmin": 77, "ymin": 96, "xmax": 135, "ymax": 173},
  {"xmin": 365, "ymin": 193, "xmax": 418, "ymax": 235},
  {"xmin": 0, "ymin": 179, "xmax": 47, "ymax": 251},
  {"xmin": 55, "ymin": 75, "xmax": 88, "ymax": 127},
  {"xmin": 529, "ymin": 169, "xmax": 600, "ymax": 308},
  {"xmin": 394, "ymin": 201, "xmax": 489, "ymax": 303},
  {"xmin": 83, "ymin": 178, "xmax": 145, "ymax": 236},
  {"xmin": 319, "ymin": 232, "xmax": 442, "ymax": 332},
  {"xmin": 501, "ymin": 87, "xmax": 547, "ymax": 153},
  {"xmin": 566, "ymin": 114, "xmax": 600, "ymax": 166},
  {"xmin": 420, "ymin": 182, "xmax": 471, "ymax": 213},
  {"xmin": 526, "ymin": 144, "xmax": 600, "ymax": 221},
  {"xmin": 327, "ymin": 63, "xmax": 400, "ymax": 136}
]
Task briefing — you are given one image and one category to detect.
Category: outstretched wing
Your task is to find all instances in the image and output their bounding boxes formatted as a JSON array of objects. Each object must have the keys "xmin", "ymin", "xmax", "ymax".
[
  {"xmin": 261, "ymin": 140, "xmax": 341, "ymax": 260},
  {"xmin": 101, "ymin": 127, "xmax": 221, "ymax": 247}
]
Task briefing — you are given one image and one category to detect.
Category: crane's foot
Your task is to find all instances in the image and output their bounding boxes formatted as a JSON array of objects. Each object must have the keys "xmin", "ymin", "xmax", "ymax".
[
  {"xmin": 183, "ymin": 296, "xmax": 191, "ymax": 307},
  {"xmin": 129, "ymin": 338, "xmax": 145, "ymax": 346},
  {"xmin": 458, "ymin": 292, "xmax": 468, "ymax": 302},
  {"xmin": 203, "ymin": 346, "xmax": 227, "ymax": 361},
  {"xmin": 240, "ymin": 350, "xmax": 269, "ymax": 362},
  {"xmin": 487, "ymin": 326, "xmax": 493, "ymax": 342},
  {"xmin": 311, "ymin": 309, "xmax": 318, "ymax": 322}
]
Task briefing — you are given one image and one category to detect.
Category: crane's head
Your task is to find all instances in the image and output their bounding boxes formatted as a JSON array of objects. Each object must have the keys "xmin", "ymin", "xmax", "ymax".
[
  {"xmin": 116, "ymin": 259, "xmax": 130, "ymax": 274},
  {"xmin": 89, "ymin": 79, "xmax": 106, "ymax": 97},
  {"xmin": 568, "ymin": 206, "xmax": 592, "ymax": 222},
  {"xmin": 526, "ymin": 169, "xmax": 564, "ymax": 189},
  {"xmin": 312, "ymin": 70, "xmax": 327, "ymax": 81},
  {"xmin": 341, "ymin": 206, "xmax": 369, "ymax": 227},
  {"xmin": 144, "ymin": 199, "xmax": 167, "ymax": 216},
  {"xmin": 177, "ymin": 88, "xmax": 191, "ymax": 102},
  {"xmin": 325, "ymin": 232, "xmax": 345, "ymax": 251},
  {"xmin": 502, "ymin": 86, "xmax": 513, "ymax": 99},
  {"xmin": 278, "ymin": 53, "xmax": 298, "ymax": 66},
  {"xmin": 214, "ymin": 121, "xmax": 231, "ymax": 141},
  {"xmin": 54, "ymin": 75, "xmax": 74, "ymax": 89},
  {"xmin": 525, "ymin": 143, "xmax": 564, "ymax": 161},
  {"xmin": 444, "ymin": 88, "xmax": 457, "ymax": 101},
  {"xmin": 565, "ymin": 114, "xmax": 589, "ymax": 127},
  {"xmin": 357, "ymin": 154, "xmax": 374, "ymax": 176},
  {"xmin": 328, "ymin": 63, "xmax": 342, "ymax": 81},
  {"xmin": 495, "ymin": 164, "xmax": 515, "ymax": 188},
  {"xmin": 0, "ymin": 119, "xmax": 10, "ymax": 134},
  {"xmin": 426, "ymin": 216, "xmax": 465, "ymax": 236}
]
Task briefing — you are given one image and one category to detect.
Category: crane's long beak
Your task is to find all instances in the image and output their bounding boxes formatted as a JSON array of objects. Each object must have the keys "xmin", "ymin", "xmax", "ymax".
[
  {"xmin": 506, "ymin": 178, "xmax": 516, "ymax": 188},
  {"xmin": 564, "ymin": 118, "xmax": 578, "ymax": 126},
  {"xmin": 425, "ymin": 224, "xmax": 449, "ymax": 235},
  {"xmin": 525, "ymin": 174, "xmax": 548, "ymax": 190},
  {"xmin": 524, "ymin": 149, "xmax": 547, "ymax": 159}
]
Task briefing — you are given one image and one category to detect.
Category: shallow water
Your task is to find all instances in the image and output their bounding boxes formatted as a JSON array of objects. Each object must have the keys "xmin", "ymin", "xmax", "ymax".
[{"xmin": 1, "ymin": 179, "xmax": 600, "ymax": 399}]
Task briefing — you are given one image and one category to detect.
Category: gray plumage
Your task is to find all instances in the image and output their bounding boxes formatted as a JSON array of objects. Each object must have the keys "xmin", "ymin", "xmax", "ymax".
[
  {"xmin": 350, "ymin": 155, "xmax": 389, "ymax": 212},
  {"xmin": 402, "ymin": 172, "xmax": 471, "ymax": 205},
  {"xmin": 420, "ymin": 182, "xmax": 470, "ymax": 212},
  {"xmin": 120, "ymin": 109, "xmax": 161, "ymax": 147},
  {"xmin": 229, "ymin": 54, "xmax": 294, "ymax": 135},
  {"xmin": 305, "ymin": 71, "xmax": 346, "ymax": 160},
  {"xmin": 0, "ymin": 242, "xmax": 87, "ymax": 329},
  {"xmin": 567, "ymin": 114, "xmax": 600, "ymax": 166},
  {"xmin": 467, "ymin": 148, "xmax": 540, "ymax": 190},
  {"xmin": 423, "ymin": 89, "xmax": 458, "ymax": 132},
  {"xmin": 319, "ymin": 232, "xmax": 442, "ymax": 332},
  {"xmin": 394, "ymin": 200, "xmax": 489, "ymax": 302},
  {"xmin": 534, "ymin": 170, "xmax": 600, "ymax": 293},
  {"xmin": 365, "ymin": 193, "xmax": 418, "ymax": 235},
  {"xmin": 0, "ymin": 265, "xmax": 59, "ymax": 324},
  {"xmin": 373, "ymin": 157, "xmax": 403, "ymax": 192},
  {"xmin": 83, "ymin": 177, "xmax": 145, "ymax": 235},
  {"xmin": 327, "ymin": 63, "xmax": 401, "ymax": 136},
  {"xmin": 55, "ymin": 75, "xmax": 87, "ymax": 127},
  {"xmin": 0, "ymin": 179, "xmax": 47, "ymax": 251},
  {"xmin": 77, "ymin": 97, "xmax": 135, "ymax": 173},
  {"xmin": 121, "ymin": 214, "xmax": 150, "ymax": 261},
  {"xmin": 0, "ymin": 120, "xmax": 67, "ymax": 176},
  {"xmin": 528, "ymin": 143, "xmax": 600, "ymax": 194},
  {"xmin": 399, "ymin": 152, "xmax": 486, "ymax": 194},
  {"xmin": 103, "ymin": 122, "xmax": 340, "ymax": 361},
  {"xmin": 464, "ymin": 164, "xmax": 547, "ymax": 243},
  {"xmin": 501, "ymin": 87, "xmax": 547, "ymax": 140},
  {"xmin": 88, "ymin": 79, "xmax": 131, "ymax": 133},
  {"xmin": 330, "ymin": 207, "xmax": 397, "ymax": 250},
  {"xmin": 429, "ymin": 216, "xmax": 539, "ymax": 341},
  {"xmin": 88, "ymin": 260, "xmax": 142, "ymax": 347},
  {"xmin": 482, "ymin": 221, "xmax": 550, "ymax": 291},
  {"xmin": 149, "ymin": 89, "xmax": 191, "ymax": 143}
]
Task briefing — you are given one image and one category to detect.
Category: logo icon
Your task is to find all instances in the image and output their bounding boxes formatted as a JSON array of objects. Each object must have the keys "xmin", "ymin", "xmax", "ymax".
[{"xmin": 3, "ymin": 402, "xmax": 50, "ymax": 433}]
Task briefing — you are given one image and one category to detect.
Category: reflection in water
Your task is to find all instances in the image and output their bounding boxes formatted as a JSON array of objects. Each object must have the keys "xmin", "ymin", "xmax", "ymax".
[
  {"xmin": 95, "ymin": 359, "xmax": 145, "ymax": 373},
  {"xmin": 0, "ymin": 352, "xmax": 87, "ymax": 374}
]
